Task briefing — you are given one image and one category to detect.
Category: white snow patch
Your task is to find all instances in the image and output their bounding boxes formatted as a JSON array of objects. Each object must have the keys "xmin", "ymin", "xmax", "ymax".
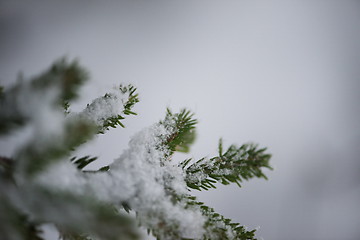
[
  {"xmin": 76, "ymin": 90, "xmax": 127, "ymax": 127},
  {"xmin": 36, "ymin": 123, "xmax": 206, "ymax": 239}
]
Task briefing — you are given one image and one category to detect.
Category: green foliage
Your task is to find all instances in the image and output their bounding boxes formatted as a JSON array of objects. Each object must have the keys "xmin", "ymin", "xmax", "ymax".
[
  {"xmin": 18, "ymin": 119, "xmax": 97, "ymax": 177},
  {"xmin": 0, "ymin": 59, "xmax": 272, "ymax": 240},
  {"xmin": 31, "ymin": 58, "xmax": 88, "ymax": 105},
  {"xmin": 0, "ymin": 82, "xmax": 28, "ymax": 134},
  {"xmin": 63, "ymin": 101, "xmax": 71, "ymax": 114},
  {"xmin": 59, "ymin": 233, "xmax": 92, "ymax": 240},
  {"xmin": 186, "ymin": 196, "xmax": 256, "ymax": 240},
  {"xmin": 0, "ymin": 58, "xmax": 88, "ymax": 134},
  {"xmin": 0, "ymin": 198, "xmax": 45, "ymax": 240},
  {"xmin": 0, "ymin": 85, "xmax": 4, "ymax": 98},
  {"xmin": 0, "ymin": 59, "xmax": 139, "ymax": 240},
  {"xmin": 161, "ymin": 108, "xmax": 197, "ymax": 154},
  {"xmin": 70, "ymin": 155, "xmax": 110, "ymax": 172},
  {"xmin": 89, "ymin": 84, "xmax": 139, "ymax": 134},
  {"xmin": 70, "ymin": 155, "xmax": 98, "ymax": 170},
  {"xmin": 0, "ymin": 156, "xmax": 14, "ymax": 182},
  {"xmin": 119, "ymin": 84, "xmax": 139, "ymax": 116},
  {"xmin": 157, "ymin": 110, "xmax": 271, "ymax": 239},
  {"xmin": 28, "ymin": 189, "xmax": 139, "ymax": 240},
  {"xmin": 180, "ymin": 140, "xmax": 272, "ymax": 191}
]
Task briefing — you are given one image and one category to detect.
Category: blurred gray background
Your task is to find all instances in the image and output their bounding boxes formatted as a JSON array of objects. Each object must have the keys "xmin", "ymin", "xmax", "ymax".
[{"xmin": 1, "ymin": 1, "xmax": 360, "ymax": 239}]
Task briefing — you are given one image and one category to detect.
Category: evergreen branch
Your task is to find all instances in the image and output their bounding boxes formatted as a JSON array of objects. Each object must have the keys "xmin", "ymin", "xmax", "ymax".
[
  {"xmin": 70, "ymin": 155, "xmax": 98, "ymax": 170},
  {"xmin": 1, "ymin": 60, "xmax": 273, "ymax": 240},
  {"xmin": 181, "ymin": 140, "xmax": 272, "ymax": 191},
  {"xmin": 0, "ymin": 59, "xmax": 88, "ymax": 134},
  {"xmin": 0, "ymin": 156, "xmax": 15, "ymax": 182},
  {"xmin": 119, "ymin": 84, "xmax": 139, "ymax": 116},
  {"xmin": 17, "ymin": 119, "xmax": 97, "ymax": 177},
  {"xmin": 0, "ymin": 85, "xmax": 4, "ymax": 98},
  {"xmin": 185, "ymin": 196, "xmax": 257, "ymax": 240},
  {"xmin": 0, "ymin": 179, "xmax": 45, "ymax": 240},
  {"xmin": 160, "ymin": 108, "xmax": 197, "ymax": 154},
  {"xmin": 31, "ymin": 58, "xmax": 88, "ymax": 104},
  {"xmin": 63, "ymin": 101, "xmax": 71, "ymax": 115},
  {"xmin": 97, "ymin": 165, "xmax": 110, "ymax": 172},
  {"xmin": 0, "ymin": 82, "xmax": 29, "ymax": 134},
  {"xmin": 0, "ymin": 198, "xmax": 45, "ymax": 240},
  {"xmin": 102, "ymin": 84, "xmax": 139, "ymax": 132},
  {"xmin": 80, "ymin": 84, "xmax": 139, "ymax": 134},
  {"xmin": 59, "ymin": 232, "xmax": 92, "ymax": 240},
  {"xmin": 24, "ymin": 189, "xmax": 140, "ymax": 240},
  {"xmin": 148, "ymin": 192, "xmax": 258, "ymax": 240},
  {"xmin": 71, "ymin": 159, "xmax": 110, "ymax": 173}
]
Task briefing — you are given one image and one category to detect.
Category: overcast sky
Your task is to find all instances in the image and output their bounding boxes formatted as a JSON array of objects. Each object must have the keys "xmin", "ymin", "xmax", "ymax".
[{"xmin": 1, "ymin": 1, "xmax": 360, "ymax": 239}]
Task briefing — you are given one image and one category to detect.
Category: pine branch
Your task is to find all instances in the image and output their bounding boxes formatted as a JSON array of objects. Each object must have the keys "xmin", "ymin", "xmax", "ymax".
[
  {"xmin": 31, "ymin": 58, "xmax": 88, "ymax": 105},
  {"xmin": 17, "ymin": 118, "xmax": 97, "ymax": 177},
  {"xmin": 185, "ymin": 196, "xmax": 257, "ymax": 240},
  {"xmin": 181, "ymin": 140, "xmax": 272, "ymax": 191},
  {"xmin": 80, "ymin": 84, "xmax": 139, "ymax": 134},
  {"xmin": 18, "ymin": 187, "xmax": 140, "ymax": 240},
  {"xmin": 119, "ymin": 84, "xmax": 139, "ymax": 116},
  {"xmin": 103, "ymin": 84, "xmax": 139, "ymax": 131},
  {"xmin": 70, "ymin": 155, "xmax": 98, "ymax": 170},
  {"xmin": 59, "ymin": 233, "xmax": 92, "ymax": 240},
  {"xmin": 1, "ymin": 60, "xmax": 273, "ymax": 240},
  {"xmin": 0, "ymin": 82, "xmax": 29, "ymax": 134},
  {"xmin": 0, "ymin": 196, "xmax": 45, "ymax": 240},
  {"xmin": 160, "ymin": 108, "xmax": 197, "ymax": 154},
  {"xmin": 63, "ymin": 101, "xmax": 71, "ymax": 115},
  {"xmin": 0, "ymin": 85, "xmax": 4, "ymax": 98},
  {"xmin": 0, "ymin": 156, "xmax": 15, "ymax": 182},
  {"xmin": 70, "ymin": 155, "xmax": 111, "ymax": 173},
  {"xmin": 146, "ymin": 192, "xmax": 257, "ymax": 240},
  {"xmin": 0, "ymin": 58, "xmax": 88, "ymax": 135}
]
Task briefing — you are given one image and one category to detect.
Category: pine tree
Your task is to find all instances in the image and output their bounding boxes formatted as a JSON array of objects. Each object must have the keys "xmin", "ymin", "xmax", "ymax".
[{"xmin": 0, "ymin": 59, "xmax": 272, "ymax": 240}]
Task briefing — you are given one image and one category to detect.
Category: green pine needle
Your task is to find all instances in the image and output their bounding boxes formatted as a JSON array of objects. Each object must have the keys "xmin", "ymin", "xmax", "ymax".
[{"xmin": 181, "ymin": 141, "xmax": 272, "ymax": 191}]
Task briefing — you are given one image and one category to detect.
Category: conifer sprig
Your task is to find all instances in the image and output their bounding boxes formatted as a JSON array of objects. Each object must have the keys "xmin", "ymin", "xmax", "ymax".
[
  {"xmin": 0, "ymin": 82, "xmax": 29, "ymax": 134},
  {"xmin": 0, "ymin": 196, "xmax": 45, "ymax": 240},
  {"xmin": 31, "ymin": 58, "xmax": 88, "ymax": 104},
  {"xmin": 102, "ymin": 85, "xmax": 139, "ymax": 132},
  {"xmin": 17, "ymin": 119, "xmax": 97, "ymax": 177},
  {"xmin": 0, "ymin": 86, "xmax": 4, "ymax": 98},
  {"xmin": 119, "ymin": 84, "xmax": 139, "ymax": 116},
  {"xmin": 69, "ymin": 155, "xmax": 111, "ymax": 172},
  {"xmin": 0, "ymin": 58, "xmax": 88, "ymax": 134},
  {"xmin": 30, "ymin": 58, "xmax": 88, "ymax": 112},
  {"xmin": 161, "ymin": 108, "xmax": 197, "ymax": 154},
  {"xmin": 0, "ymin": 156, "xmax": 14, "ymax": 182},
  {"xmin": 0, "ymin": 59, "xmax": 272, "ymax": 240},
  {"xmin": 70, "ymin": 155, "xmax": 98, "ymax": 170},
  {"xmin": 185, "ymin": 196, "xmax": 257, "ymax": 240},
  {"xmin": 81, "ymin": 84, "xmax": 139, "ymax": 134},
  {"xmin": 181, "ymin": 140, "xmax": 272, "ymax": 191},
  {"xmin": 1, "ymin": 64, "xmax": 98, "ymax": 176},
  {"xmin": 23, "ymin": 189, "xmax": 139, "ymax": 240}
]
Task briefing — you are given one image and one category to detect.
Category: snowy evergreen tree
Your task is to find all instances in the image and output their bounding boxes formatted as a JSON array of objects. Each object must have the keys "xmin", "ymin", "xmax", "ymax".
[{"xmin": 0, "ymin": 59, "xmax": 272, "ymax": 240}]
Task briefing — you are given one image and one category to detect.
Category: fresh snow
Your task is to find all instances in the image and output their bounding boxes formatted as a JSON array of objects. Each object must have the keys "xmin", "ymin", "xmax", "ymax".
[
  {"xmin": 77, "ymin": 90, "xmax": 126, "ymax": 127},
  {"xmin": 34, "ymin": 97, "xmax": 206, "ymax": 239},
  {"xmin": 2, "ymin": 80, "xmax": 207, "ymax": 239},
  {"xmin": 36, "ymin": 123, "xmax": 206, "ymax": 239}
]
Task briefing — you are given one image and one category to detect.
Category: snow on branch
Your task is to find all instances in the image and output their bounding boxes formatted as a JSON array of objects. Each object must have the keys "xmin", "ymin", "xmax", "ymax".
[
  {"xmin": 185, "ymin": 195, "xmax": 257, "ymax": 240},
  {"xmin": 76, "ymin": 84, "xmax": 139, "ymax": 133},
  {"xmin": 181, "ymin": 140, "xmax": 272, "ymax": 191},
  {"xmin": 36, "ymin": 121, "xmax": 206, "ymax": 239},
  {"xmin": 160, "ymin": 108, "xmax": 197, "ymax": 154},
  {"xmin": 0, "ymin": 59, "xmax": 272, "ymax": 240}
]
